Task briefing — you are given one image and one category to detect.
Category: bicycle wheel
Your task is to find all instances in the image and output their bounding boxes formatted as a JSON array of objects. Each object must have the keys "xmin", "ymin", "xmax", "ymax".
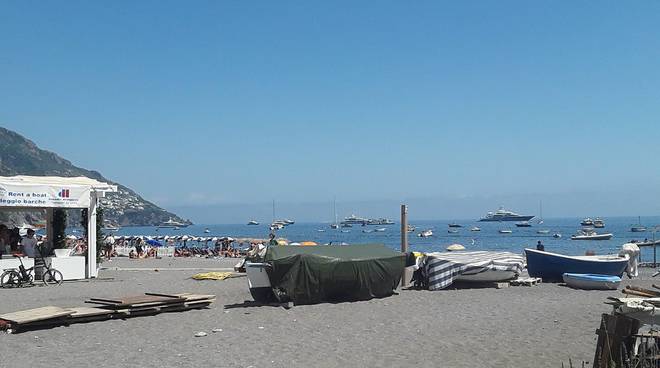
[
  {"xmin": 42, "ymin": 269, "xmax": 63, "ymax": 286},
  {"xmin": 0, "ymin": 270, "xmax": 20, "ymax": 288}
]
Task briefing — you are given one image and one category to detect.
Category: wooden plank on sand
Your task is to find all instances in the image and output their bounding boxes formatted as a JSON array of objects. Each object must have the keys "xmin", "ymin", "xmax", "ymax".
[{"xmin": 0, "ymin": 306, "xmax": 74, "ymax": 324}]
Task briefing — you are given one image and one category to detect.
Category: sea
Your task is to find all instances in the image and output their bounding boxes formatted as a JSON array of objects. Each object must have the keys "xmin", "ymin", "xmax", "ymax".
[{"xmin": 105, "ymin": 216, "xmax": 660, "ymax": 262}]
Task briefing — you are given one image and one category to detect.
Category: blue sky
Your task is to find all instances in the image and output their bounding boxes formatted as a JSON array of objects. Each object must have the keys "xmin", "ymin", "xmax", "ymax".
[{"xmin": 2, "ymin": 1, "xmax": 660, "ymax": 223}]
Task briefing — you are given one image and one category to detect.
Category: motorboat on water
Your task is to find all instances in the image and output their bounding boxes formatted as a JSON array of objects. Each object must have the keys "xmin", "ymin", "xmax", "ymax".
[
  {"xmin": 631, "ymin": 216, "xmax": 647, "ymax": 232},
  {"xmin": 593, "ymin": 218, "xmax": 605, "ymax": 228},
  {"xmin": 525, "ymin": 248, "xmax": 629, "ymax": 282},
  {"xmin": 515, "ymin": 221, "xmax": 531, "ymax": 227},
  {"xmin": 448, "ymin": 223, "xmax": 462, "ymax": 228},
  {"xmin": 448, "ymin": 229, "xmax": 459, "ymax": 234},
  {"xmin": 537, "ymin": 229, "xmax": 550, "ymax": 234},
  {"xmin": 553, "ymin": 233, "xmax": 562, "ymax": 238},
  {"xmin": 562, "ymin": 273, "xmax": 621, "ymax": 290},
  {"xmin": 446, "ymin": 244, "xmax": 465, "ymax": 251},
  {"xmin": 499, "ymin": 229, "xmax": 512, "ymax": 234},
  {"xmin": 580, "ymin": 218, "xmax": 594, "ymax": 226},
  {"xmin": 470, "ymin": 226, "xmax": 481, "ymax": 232},
  {"xmin": 247, "ymin": 220, "xmax": 259, "ymax": 226},
  {"xmin": 406, "ymin": 224, "xmax": 416, "ymax": 233},
  {"xmin": 635, "ymin": 239, "xmax": 660, "ymax": 247},
  {"xmin": 362, "ymin": 229, "xmax": 373, "ymax": 233},
  {"xmin": 341, "ymin": 223, "xmax": 353, "ymax": 228},
  {"xmin": 340, "ymin": 214, "xmax": 369, "ymax": 226},
  {"xmin": 157, "ymin": 217, "xmax": 189, "ymax": 229},
  {"xmin": 479, "ymin": 207, "xmax": 534, "ymax": 222},
  {"xmin": 418, "ymin": 229, "xmax": 433, "ymax": 238},
  {"xmin": 571, "ymin": 229, "xmax": 613, "ymax": 240},
  {"xmin": 366, "ymin": 218, "xmax": 395, "ymax": 225},
  {"xmin": 330, "ymin": 224, "xmax": 339, "ymax": 229},
  {"xmin": 374, "ymin": 228, "xmax": 386, "ymax": 232},
  {"xmin": 204, "ymin": 228, "xmax": 210, "ymax": 234}
]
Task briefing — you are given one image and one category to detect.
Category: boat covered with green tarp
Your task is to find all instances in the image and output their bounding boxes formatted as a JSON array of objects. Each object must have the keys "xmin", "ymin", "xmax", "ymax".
[{"xmin": 248, "ymin": 244, "xmax": 405, "ymax": 305}]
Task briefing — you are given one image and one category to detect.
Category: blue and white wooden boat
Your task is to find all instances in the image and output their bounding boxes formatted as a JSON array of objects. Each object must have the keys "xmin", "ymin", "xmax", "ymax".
[
  {"xmin": 562, "ymin": 273, "xmax": 621, "ymax": 290},
  {"xmin": 525, "ymin": 248, "xmax": 629, "ymax": 282}
]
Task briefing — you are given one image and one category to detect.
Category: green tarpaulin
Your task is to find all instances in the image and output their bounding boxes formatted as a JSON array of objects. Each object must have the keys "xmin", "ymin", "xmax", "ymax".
[{"xmin": 264, "ymin": 244, "xmax": 405, "ymax": 305}]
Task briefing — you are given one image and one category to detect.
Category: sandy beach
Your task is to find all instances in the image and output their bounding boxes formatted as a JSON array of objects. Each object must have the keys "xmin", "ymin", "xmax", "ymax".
[{"xmin": 0, "ymin": 257, "xmax": 654, "ymax": 368}]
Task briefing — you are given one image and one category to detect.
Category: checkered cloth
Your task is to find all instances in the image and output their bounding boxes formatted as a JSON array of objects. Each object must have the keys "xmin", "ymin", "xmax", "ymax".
[{"xmin": 424, "ymin": 251, "xmax": 525, "ymax": 290}]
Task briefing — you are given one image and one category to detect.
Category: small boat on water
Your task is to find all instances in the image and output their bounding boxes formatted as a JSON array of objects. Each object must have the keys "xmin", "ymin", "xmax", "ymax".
[
  {"xmin": 499, "ymin": 229, "xmax": 512, "ymax": 234},
  {"xmin": 553, "ymin": 233, "xmax": 562, "ymax": 238},
  {"xmin": 562, "ymin": 273, "xmax": 621, "ymax": 290},
  {"xmin": 448, "ymin": 229, "xmax": 459, "ymax": 234},
  {"xmin": 593, "ymin": 218, "xmax": 605, "ymax": 228},
  {"xmin": 317, "ymin": 229, "xmax": 326, "ymax": 232},
  {"xmin": 418, "ymin": 229, "xmax": 433, "ymax": 238},
  {"xmin": 362, "ymin": 229, "xmax": 373, "ymax": 233},
  {"xmin": 635, "ymin": 239, "xmax": 660, "ymax": 247},
  {"xmin": 470, "ymin": 226, "xmax": 481, "ymax": 232},
  {"xmin": 247, "ymin": 220, "xmax": 259, "ymax": 225},
  {"xmin": 374, "ymin": 228, "xmax": 386, "ymax": 232},
  {"xmin": 571, "ymin": 229, "xmax": 613, "ymax": 240},
  {"xmin": 580, "ymin": 218, "xmax": 594, "ymax": 226},
  {"xmin": 537, "ymin": 229, "xmax": 550, "ymax": 234},
  {"xmin": 330, "ymin": 224, "xmax": 339, "ymax": 229},
  {"xmin": 341, "ymin": 223, "xmax": 353, "ymax": 228},
  {"xmin": 631, "ymin": 216, "xmax": 647, "ymax": 232},
  {"xmin": 515, "ymin": 221, "xmax": 531, "ymax": 227},
  {"xmin": 406, "ymin": 225, "xmax": 416, "ymax": 233},
  {"xmin": 448, "ymin": 223, "xmax": 462, "ymax": 228},
  {"xmin": 525, "ymin": 248, "xmax": 629, "ymax": 282},
  {"xmin": 204, "ymin": 228, "xmax": 210, "ymax": 233}
]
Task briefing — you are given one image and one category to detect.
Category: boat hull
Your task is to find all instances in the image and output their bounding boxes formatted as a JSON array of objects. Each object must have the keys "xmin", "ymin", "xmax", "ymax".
[
  {"xmin": 562, "ymin": 273, "xmax": 621, "ymax": 290},
  {"xmin": 455, "ymin": 270, "xmax": 517, "ymax": 283},
  {"xmin": 525, "ymin": 248, "xmax": 628, "ymax": 282}
]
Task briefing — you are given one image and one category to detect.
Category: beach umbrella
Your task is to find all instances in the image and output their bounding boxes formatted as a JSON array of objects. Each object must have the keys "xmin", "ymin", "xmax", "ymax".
[
  {"xmin": 182, "ymin": 236, "xmax": 189, "ymax": 241},
  {"xmin": 289, "ymin": 242, "xmax": 301, "ymax": 246},
  {"xmin": 146, "ymin": 239, "xmax": 164, "ymax": 247},
  {"xmin": 211, "ymin": 237, "xmax": 218, "ymax": 242},
  {"xmin": 300, "ymin": 241, "xmax": 317, "ymax": 246},
  {"xmin": 67, "ymin": 235, "xmax": 77, "ymax": 240}
]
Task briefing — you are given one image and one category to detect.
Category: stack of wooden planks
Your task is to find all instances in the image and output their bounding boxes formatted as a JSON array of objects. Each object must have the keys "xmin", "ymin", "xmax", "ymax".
[{"xmin": 0, "ymin": 293, "xmax": 215, "ymax": 334}]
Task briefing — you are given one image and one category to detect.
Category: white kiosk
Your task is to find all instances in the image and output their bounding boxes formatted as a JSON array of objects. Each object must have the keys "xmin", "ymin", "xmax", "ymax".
[{"xmin": 0, "ymin": 176, "xmax": 117, "ymax": 279}]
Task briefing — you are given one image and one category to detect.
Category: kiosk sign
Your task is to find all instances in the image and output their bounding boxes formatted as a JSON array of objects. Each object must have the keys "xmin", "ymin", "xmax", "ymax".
[{"xmin": 0, "ymin": 183, "xmax": 91, "ymax": 208}]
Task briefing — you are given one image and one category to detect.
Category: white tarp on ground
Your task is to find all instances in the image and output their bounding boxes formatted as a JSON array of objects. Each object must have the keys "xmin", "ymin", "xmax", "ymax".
[{"xmin": 0, "ymin": 176, "xmax": 116, "ymax": 208}]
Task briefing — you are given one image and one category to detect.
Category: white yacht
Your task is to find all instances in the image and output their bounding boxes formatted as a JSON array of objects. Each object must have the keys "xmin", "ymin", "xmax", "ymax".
[
  {"xmin": 479, "ymin": 207, "xmax": 534, "ymax": 222},
  {"xmin": 157, "ymin": 217, "xmax": 188, "ymax": 229},
  {"xmin": 571, "ymin": 229, "xmax": 613, "ymax": 240}
]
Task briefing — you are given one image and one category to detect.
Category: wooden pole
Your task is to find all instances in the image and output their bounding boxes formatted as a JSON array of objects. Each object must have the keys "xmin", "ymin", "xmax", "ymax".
[
  {"xmin": 400, "ymin": 205, "xmax": 408, "ymax": 253},
  {"xmin": 653, "ymin": 227, "xmax": 657, "ymax": 268}
]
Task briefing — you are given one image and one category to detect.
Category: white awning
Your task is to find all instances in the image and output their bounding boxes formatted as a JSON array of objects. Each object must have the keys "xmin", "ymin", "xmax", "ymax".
[{"xmin": 0, "ymin": 175, "xmax": 117, "ymax": 209}]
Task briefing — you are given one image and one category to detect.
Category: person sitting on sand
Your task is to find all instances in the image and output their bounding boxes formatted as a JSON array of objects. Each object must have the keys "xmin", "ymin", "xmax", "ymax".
[
  {"xmin": 536, "ymin": 240, "xmax": 544, "ymax": 252},
  {"xmin": 129, "ymin": 250, "xmax": 137, "ymax": 259}
]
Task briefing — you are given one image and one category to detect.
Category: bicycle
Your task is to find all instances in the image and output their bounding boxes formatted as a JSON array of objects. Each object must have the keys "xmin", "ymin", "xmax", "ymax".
[{"xmin": 0, "ymin": 254, "xmax": 63, "ymax": 288}]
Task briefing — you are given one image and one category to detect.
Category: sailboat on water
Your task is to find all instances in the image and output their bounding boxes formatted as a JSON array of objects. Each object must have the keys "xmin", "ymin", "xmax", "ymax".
[{"xmin": 330, "ymin": 198, "xmax": 339, "ymax": 229}]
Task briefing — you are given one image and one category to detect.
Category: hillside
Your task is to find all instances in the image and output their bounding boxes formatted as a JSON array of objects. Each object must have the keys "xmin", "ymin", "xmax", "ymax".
[{"xmin": 0, "ymin": 127, "xmax": 191, "ymax": 226}]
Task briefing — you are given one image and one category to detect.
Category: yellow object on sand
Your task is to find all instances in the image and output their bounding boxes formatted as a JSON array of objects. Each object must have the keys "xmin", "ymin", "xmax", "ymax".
[
  {"xmin": 300, "ymin": 241, "xmax": 317, "ymax": 246},
  {"xmin": 192, "ymin": 272, "xmax": 234, "ymax": 280}
]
